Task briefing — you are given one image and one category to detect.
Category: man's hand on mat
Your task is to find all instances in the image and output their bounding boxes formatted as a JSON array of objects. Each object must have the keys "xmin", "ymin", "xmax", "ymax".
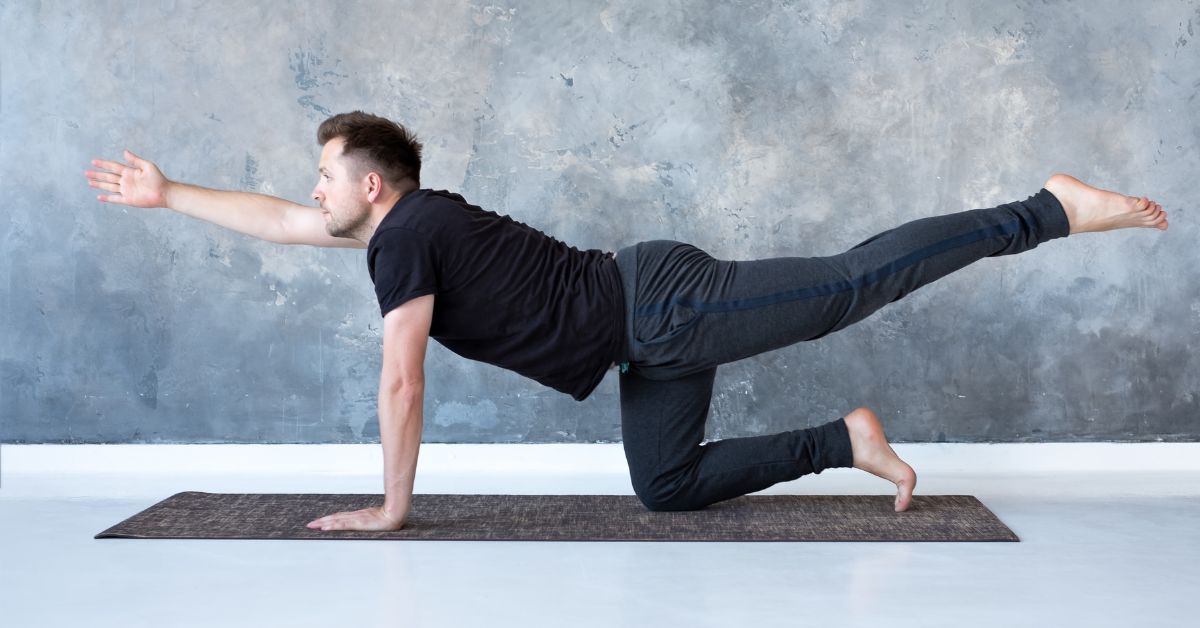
[
  {"xmin": 306, "ymin": 505, "xmax": 408, "ymax": 532},
  {"xmin": 85, "ymin": 150, "xmax": 171, "ymax": 208}
]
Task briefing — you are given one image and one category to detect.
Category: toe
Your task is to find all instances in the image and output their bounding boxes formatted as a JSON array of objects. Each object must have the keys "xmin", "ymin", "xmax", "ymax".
[
  {"xmin": 895, "ymin": 483, "xmax": 913, "ymax": 512},
  {"xmin": 893, "ymin": 465, "xmax": 917, "ymax": 512}
]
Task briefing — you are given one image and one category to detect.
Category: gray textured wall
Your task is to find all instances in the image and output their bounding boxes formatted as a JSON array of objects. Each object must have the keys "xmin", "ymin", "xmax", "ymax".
[{"xmin": 2, "ymin": 0, "xmax": 1197, "ymax": 445}]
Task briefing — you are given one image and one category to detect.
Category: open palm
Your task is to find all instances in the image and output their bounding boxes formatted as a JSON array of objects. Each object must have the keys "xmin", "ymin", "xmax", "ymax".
[{"xmin": 85, "ymin": 149, "xmax": 170, "ymax": 208}]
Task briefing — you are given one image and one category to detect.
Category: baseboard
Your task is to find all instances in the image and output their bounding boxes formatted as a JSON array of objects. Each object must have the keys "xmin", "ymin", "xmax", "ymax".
[
  {"xmin": 2, "ymin": 443, "xmax": 1199, "ymax": 499},
  {"xmin": 4, "ymin": 442, "xmax": 1200, "ymax": 474}
]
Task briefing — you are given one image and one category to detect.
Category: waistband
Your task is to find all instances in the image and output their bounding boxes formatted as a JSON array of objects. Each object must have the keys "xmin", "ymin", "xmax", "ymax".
[{"xmin": 613, "ymin": 243, "xmax": 640, "ymax": 372}]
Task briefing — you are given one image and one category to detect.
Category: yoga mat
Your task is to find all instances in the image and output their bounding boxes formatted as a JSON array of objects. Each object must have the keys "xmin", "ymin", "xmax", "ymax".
[{"xmin": 94, "ymin": 492, "xmax": 1019, "ymax": 541}]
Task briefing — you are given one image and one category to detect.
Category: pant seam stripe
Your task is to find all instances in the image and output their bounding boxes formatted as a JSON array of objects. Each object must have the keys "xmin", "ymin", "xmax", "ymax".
[{"xmin": 633, "ymin": 218, "xmax": 1021, "ymax": 318}]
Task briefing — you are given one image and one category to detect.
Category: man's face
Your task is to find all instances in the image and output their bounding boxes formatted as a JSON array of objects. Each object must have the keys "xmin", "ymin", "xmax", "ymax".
[{"xmin": 312, "ymin": 136, "xmax": 371, "ymax": 239}]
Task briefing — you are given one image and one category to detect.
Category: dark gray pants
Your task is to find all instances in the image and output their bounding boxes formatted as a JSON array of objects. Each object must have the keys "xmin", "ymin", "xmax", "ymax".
[{"xmin": 612, "ymin": 188, "xmax": 1071, "ymax": 511}]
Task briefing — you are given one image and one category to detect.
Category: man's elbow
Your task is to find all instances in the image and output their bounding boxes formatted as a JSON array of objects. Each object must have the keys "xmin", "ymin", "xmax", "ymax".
[{"xmin": 382, "ymin": 380, "xmax": 425, "ymax": 397}]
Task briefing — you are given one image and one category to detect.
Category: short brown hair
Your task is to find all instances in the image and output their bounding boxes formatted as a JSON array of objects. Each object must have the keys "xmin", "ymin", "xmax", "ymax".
[{"xmin": 317, "ymin": 111, "xmax": 423, "ymax": 190}]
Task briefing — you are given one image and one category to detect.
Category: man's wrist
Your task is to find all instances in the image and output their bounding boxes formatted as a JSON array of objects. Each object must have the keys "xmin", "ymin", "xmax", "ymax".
[
  {"xmin": 384, "ymin": 489, "xmax": 412, "ymax": 511},
  {"xmin": 161, "ymin": 180, "xmax": 179, "ymax": 209},
  {"xmin": 383, "ymin": 499, "xmax": 410, "ymax": 521}
]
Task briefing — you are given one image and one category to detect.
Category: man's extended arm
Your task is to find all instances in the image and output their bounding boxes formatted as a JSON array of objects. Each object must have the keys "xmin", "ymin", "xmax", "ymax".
[
  {"xmin": 163, "ymin": 181, "xmax": 295, "ymax": 244},
  {"xmin": 86, "ymin": 149, "xmax": 362, "ymax": 247}
]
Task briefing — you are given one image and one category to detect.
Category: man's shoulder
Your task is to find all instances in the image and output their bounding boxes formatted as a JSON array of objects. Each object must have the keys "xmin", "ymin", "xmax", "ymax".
[
  {"xmin": 400, "ymin": 189, "xmax": 474, "ymax": 217},
  {"xmin": 376, "ymin": 191, "xmax": 464, "ymax": 236},
  {"xmin": 425, "ymin": 189, "xmax": 468, "ymax": 202},
  {"xmin": 405, "ymin": 188, "xmax": 469, "ymax": 208}
]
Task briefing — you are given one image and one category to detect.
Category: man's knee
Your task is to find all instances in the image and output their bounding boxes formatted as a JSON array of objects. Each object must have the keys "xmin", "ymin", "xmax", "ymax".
[
  {"xmin": 631, "ymin": 475, "xmax": 705, "ymax": 512},
  {"xmin": 636, "ymin": 492, "xmax": 697, "ymax": 512}
]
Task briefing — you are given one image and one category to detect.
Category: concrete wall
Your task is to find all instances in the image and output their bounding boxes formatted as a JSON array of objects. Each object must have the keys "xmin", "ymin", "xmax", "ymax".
[{"xmin": 2, "ymin": 0, "xmax": 1196, "ymax": 444}]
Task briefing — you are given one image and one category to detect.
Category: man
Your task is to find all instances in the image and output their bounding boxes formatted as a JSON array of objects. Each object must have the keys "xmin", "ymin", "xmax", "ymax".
[{"xmin": 84, "ymin": 110, "xmax": 1169, "ymax": 531}]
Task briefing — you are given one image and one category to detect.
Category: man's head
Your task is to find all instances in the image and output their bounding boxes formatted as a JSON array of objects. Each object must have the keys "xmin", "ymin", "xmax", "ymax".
[{"xmin": 312, "ymin": 111, "xmax": 424, "ymax": 240}]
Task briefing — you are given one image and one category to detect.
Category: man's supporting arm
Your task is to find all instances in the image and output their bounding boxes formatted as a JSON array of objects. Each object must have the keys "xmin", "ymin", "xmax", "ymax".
[
  {"xmin": 377, "ymin": 295, "xmax": 434, "ymax": 522},
  {"xmin": 379, "ymin": 385, "xmax": 424, "ymax": 521}
]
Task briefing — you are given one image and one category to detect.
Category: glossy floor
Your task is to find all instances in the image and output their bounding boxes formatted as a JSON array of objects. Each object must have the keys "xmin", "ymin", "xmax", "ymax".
[{"xmin": 1, "ymin": 470, "xmax": 1197, "ymax": 627}]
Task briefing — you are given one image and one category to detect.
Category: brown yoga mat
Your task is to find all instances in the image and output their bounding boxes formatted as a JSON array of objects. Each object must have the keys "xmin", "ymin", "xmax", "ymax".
[{"xmin": 94, "ymin": 492, "xmax": 1018, "ymax": 541}]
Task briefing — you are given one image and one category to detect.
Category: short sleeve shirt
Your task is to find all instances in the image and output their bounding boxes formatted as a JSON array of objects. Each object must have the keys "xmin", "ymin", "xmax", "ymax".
[{"xmin": 367, "ymin": 189, "xmax": 626, "ymax": 402}]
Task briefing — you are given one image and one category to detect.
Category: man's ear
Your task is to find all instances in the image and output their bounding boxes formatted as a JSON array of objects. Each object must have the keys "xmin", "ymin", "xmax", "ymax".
[{"xmin": 365, "ymin": 171, "xmax": 384, "ymax": 203}]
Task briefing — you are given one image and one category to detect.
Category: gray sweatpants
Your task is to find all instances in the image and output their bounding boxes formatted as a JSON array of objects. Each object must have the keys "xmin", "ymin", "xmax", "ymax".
[{"xmin": 611, "ymin": 188, "xmax": 1071, "ymax": 511}]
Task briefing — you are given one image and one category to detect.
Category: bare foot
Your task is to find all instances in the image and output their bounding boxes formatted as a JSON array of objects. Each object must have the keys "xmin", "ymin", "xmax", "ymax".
[
  {"xmin": 1043, "ymin": 173, "xmax": 1169, "ymax": 235},
  {"xmin": 843, "ymin": 407, "xmax": 917, "ymax": 512}
]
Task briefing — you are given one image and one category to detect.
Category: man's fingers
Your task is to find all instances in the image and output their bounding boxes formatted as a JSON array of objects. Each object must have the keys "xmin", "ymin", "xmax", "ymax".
[
  {"xmin": 86, "ymin": 171, "xmax": 119, "ymax": 184},
  {"xmin": 90, "ymin": 180, "xmax": 120, "ymax": 192},
  {"xmin": 308, "ymin": 512, "xmax": 345, "ymax": 527},
  {"xmin": 99, "ymin": 194, "xmax": 123, "ymax": 203},
  {"xmin": 91, "ymin": 158, "xmax": 130, "ymax": 174},
  {"xmin": 124, "ymin": 149, "xmax": 147, "ymax": 167},
  {"xmin": 307, "ymin": 511, "xmax": 375, "ymax": 530}
]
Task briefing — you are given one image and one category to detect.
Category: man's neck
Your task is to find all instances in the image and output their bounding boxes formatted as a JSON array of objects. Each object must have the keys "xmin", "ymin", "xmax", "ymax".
[{"xmin": 363, "ymin": 186, "xmax": 416, "ymax": 244}]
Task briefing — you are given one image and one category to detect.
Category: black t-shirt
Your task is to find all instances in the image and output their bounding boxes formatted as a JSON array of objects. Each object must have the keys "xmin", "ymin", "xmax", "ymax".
[{"xmin": 367, "ymin": 189, "xmax": 626, "ymax": 402}]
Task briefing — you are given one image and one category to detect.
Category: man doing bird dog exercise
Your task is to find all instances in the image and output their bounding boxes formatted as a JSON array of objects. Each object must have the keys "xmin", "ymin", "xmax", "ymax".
[{"xmin": 84, "ymin": 110, "xmax": 1169, "ymax": 531}]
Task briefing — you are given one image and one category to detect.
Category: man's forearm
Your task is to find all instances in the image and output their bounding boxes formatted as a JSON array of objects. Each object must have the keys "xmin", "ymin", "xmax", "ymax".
[
  {"xmin": 379, "ymin": 388, "xmax": 424, "ymax": 516},
  {"xmin": 163, "ymin": 181, "xmax": 294, "ymax": 243}
]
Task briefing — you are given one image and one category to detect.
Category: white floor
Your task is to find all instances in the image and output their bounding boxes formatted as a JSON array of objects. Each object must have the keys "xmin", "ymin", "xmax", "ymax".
[{"xmin": 1, "ymin": 465, "xmax": 1198, "ymax": 628}]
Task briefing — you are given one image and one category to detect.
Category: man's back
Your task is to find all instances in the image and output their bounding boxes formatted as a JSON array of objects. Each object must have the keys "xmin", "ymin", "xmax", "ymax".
[{"xmin": 367, "ymin": 189, "xmax": 626, "ymax": 401}]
